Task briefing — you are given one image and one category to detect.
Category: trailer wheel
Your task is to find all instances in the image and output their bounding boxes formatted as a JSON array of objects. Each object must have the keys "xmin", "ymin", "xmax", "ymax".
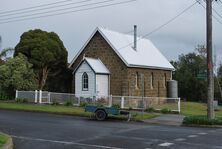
[{"xmin": 95, "ymin": 109, "xmax": 107, "ymax": 121}]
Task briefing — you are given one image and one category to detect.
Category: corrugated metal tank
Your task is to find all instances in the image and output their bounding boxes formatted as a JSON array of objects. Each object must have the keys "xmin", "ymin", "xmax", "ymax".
[{"xmin": 167, "ymin": 80, "xmax": 178, "ymax": 98}]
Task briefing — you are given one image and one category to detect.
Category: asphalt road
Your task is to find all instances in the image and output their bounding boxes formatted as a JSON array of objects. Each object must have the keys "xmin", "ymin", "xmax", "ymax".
[{"xmin": 0, "ymin": 110, "xmax": 222, "ymax": 149}]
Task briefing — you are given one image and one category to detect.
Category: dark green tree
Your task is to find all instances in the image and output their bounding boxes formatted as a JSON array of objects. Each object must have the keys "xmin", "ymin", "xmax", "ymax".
[
  {"xmin": 14, "ymin": 29, "xmax": 68, "ymax": 90},
  {"xmin": 171, "ymin": 46, "xmax": 207, "ymax": 101},
  {"xmin": 215, "ymin": 64, "xmax": 222, "ymax": 101}
]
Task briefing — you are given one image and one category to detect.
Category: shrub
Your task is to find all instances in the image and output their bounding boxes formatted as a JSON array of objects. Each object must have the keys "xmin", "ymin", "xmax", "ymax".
[
  {"xmin": 145, "ymin": 107, "xmax": 155, "ymax": 112},
  {"xmin": 112, "ymin": 104, "xmax": 120, "ymax": 109},
  {"xmin": 0, "ymin": 92, "xmax": 10, "ymax": 100},
  {"xmin": 65, "ymin": 100, "xmax": 73, "ymax": 106},
  {"xmin": 161, "ymin": 108, "xmax": 171, "ymax": 114},
  {"xmin": 129, "ymin": 107, "xmax": 133, "ymax": 110},
  {"xmin": 16, "ymin": 98, "xmax": 28, "ymax": 103},
  {"xmin": 183, "ymin": 116, "xmax": 222, "ymax": 125},
  {"xmin": 80, "ymin": 102, "xmax": 87, "ymax": 107},
  {"xmin": 51, "ymin": 101, "xmax": 59, "ymax": 105}
]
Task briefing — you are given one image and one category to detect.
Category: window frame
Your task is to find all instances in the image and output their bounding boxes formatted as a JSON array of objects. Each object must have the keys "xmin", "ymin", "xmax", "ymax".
[
  {"xmin": 82, "ymin": 72, "xmax": 89, "ymax": 91},
  {"xmin": 135, "ymin": 72, "xmax": 139, "ymax": 89},
  {"xmin": 151, "ymin": 72, "xmax": 154, "ymax": 89}
]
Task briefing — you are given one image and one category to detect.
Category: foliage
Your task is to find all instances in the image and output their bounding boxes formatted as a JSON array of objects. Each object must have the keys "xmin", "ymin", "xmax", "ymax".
[
  {"xmin": 51, "ymin": 101, "xmax": 60, "ymax": 105},
  {"xmin": 80, "ymin": 102, "xmax": 87, "ymax": 107},
  {"xmin": 0, "ymin": 92, "xmax": 10, "ymax": 100},
  {"xmin": 44, "ymin": 68, "xmax": 72, "ymax": 93},
  {"xmin": 112, "ymin": 104, "xmax": 120, "ymax": 109},
  {"xmin": 160, "ymin": 108, "xmax": 171, "ymax": 114},
  {"xmin": 145, "ymin": 107, "xmax": 155, "ymax": 112},
  {"xmin": 14, "ymin": 29, "xmax": 68, "ymax": 90},
  {"xmin": 215, "ymin": 64, "xmax": 222, "ymax": 101},
  {"xmin": 171, "ymin": 46, "xmax": 207, "ymax": 101},
  {"xmin": 183, "ymin": 116, "xmax": 222, "ymax": 125},
  {"xmin": 16, "ymin": 98, "xmax": 28, "ymax": 103},
  {"xmin": 64, "ymin": 100, "xmax": 73, "ymax": 106},
  {"xmin": 0, "ymin": 54, "xmax": 37, "ymax": 97}
]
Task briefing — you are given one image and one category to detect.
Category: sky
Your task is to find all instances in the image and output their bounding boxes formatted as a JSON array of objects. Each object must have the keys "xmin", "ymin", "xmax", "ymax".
[{"xmin": 0, "ymin": 0, "xmax": 222, "ymax": 65}]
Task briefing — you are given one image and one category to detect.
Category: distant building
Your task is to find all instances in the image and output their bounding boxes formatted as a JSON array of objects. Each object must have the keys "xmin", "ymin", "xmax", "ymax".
[{"xmin": 69, "ymin": 27, "xmax": 174, "ymax": 97}]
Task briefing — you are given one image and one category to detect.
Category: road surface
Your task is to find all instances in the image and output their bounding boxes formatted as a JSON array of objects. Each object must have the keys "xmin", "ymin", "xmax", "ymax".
[{"xmin": 0, "ymin": 109, "xmax": 221, "ymax": 149}]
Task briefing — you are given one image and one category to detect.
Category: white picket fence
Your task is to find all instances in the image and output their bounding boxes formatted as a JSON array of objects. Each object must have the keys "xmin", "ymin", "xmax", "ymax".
[{"xmin": 15, "ymin": 90, "xmax": 181, "ymax": 113}]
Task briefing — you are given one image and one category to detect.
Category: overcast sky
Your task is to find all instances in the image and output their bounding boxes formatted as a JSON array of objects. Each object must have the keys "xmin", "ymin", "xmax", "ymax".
[{"xmin": 0, "ymin": 0, "xmax": 221, "ymax": 65}]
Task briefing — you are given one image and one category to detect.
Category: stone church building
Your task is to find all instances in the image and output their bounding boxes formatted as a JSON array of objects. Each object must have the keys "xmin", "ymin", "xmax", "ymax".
[{"xmin": 69, "ymin": 26, "xmax": 174, "ymax": 97}]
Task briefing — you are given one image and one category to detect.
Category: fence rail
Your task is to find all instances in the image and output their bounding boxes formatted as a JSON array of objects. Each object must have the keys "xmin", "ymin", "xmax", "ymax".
[{"xmin": 15, "ymin": 90, "xmax": 181, "ymax": 113}]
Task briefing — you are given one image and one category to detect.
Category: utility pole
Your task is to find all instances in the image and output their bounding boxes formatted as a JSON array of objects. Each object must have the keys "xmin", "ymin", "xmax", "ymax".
[{"xmin": 206, "ymin": 0, "xmax": 214, "ymax": 119}]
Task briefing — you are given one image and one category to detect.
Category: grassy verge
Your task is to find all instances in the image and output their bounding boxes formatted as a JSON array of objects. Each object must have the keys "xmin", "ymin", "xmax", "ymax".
[
  {"xmin": 181, "ymin": 101, "xmax": 222, "ymax": 118},
  {"xmin": 181, "ymin": 101, "xmax": 222, "ymax": 125},
  {"xmin": 183, "ymin": 116, "xmax": 222, "ymax": 126},
  {"xmin": 0, "ymin": 101, "xmax": 155, "ymax": 121},
  {"xmin": 0, "ymin": 133, "xmax": 9, "ymax": 148}
]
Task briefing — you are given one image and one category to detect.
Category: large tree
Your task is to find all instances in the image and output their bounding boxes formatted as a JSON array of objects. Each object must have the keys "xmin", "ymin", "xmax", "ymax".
[
  {"xmin": 14, "ymin": 29, "xmax": 68, "ymax": 90},
  {"xmin": 0, "ymin": 54, "xmax": 37, "ymax": 97},
  {"xmin": 171, "ymin": 46, "xmax": 207, "ymax": 101}
]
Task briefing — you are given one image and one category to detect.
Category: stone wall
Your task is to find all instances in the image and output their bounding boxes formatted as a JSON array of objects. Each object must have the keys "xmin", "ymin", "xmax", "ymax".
[
  {"xmin": 70, "ymin": 31, "xmax": 172, "ymax": 97},
  {"xmin": 126, "ymin": 68, "xmax": 171, "ymax": 97}
]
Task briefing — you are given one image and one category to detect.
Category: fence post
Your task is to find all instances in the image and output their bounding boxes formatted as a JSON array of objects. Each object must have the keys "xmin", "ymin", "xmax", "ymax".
[
  {"xmin": 78, "ymin": 97, "xmax": 80, "ymax": 106},
  {"xmin": 39, "ymin": 90, "xmax": 42, "ymax": 104},
  {"xmin": 48, "ymin": 92, "xmax": 51, "ymax": 104},
  {"xmin": 178, "ymin": 98, "xmax": 181, "ymax": 113},
  {"xmin": 121, "ymin": 96, "xmax": 124, "ymax": 109},
  {"xmin": 109, "ymin": 95, "xmax": 112, "ymax": 107},
  {"xmin": 34, "ymin": 90, "xmax": 38, "ymax": 103},
  {"xmin": 15, "ymin": 90, "xmax": 18, "ymax": 99}
]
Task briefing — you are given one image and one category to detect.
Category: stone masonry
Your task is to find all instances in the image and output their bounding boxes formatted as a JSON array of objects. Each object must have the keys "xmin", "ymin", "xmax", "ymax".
[{"xmin": 70, "ymin": 31, "xmax": 172, "ymax": 97}]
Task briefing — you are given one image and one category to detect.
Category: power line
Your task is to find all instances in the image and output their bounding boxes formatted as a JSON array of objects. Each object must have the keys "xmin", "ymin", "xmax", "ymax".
[
  {"xmin": 213, "ymin": 8, "xmax": 222, "ymax": 19},
  {"xmin": 0, "ymin": 0, "xmax": 73, "ymax": 14},
  {"xmin": 0, "ymin": 0, "xmax": 136, "ymax": 24},
  {"xmin": 197, "ymin": 1, "xmax": 222, "ymax": 24},
  {"xmin": 0, "ymin": 0, "xmax": 117, "ymax": 21},
  {"xmin": 118, "ymin": 1, "xmax": 198, "ymax": 50},
  {"xmin": 0, "ymin": 0, "xmax": 92, "ymax": 17}
]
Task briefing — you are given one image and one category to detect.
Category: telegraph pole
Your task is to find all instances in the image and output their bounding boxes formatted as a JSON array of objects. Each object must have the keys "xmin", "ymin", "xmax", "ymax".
[{"xmin": 206, "ymin": 0, "xmax": 214, "ymax": 119}]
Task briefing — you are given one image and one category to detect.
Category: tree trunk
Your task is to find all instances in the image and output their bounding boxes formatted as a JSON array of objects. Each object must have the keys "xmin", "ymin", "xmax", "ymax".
[{"xmin": 38, "ymin": 67, "xmax": 49, "ymax": 90}]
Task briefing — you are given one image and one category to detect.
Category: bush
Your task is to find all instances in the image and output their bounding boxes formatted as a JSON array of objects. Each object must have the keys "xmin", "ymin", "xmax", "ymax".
[
  {"xmin": 51, "ymin": 101, "xmax": 59, "ymax": 105},
  {"xmin": 0, "ymin": 92, "xmax": 10, "ymax": 100},
  {"xmin": 183, "ymin": 116, "xmax": 222, "ymax": 125},
  {"xmin": 161, "ymin": 108, "xmax": 171, "ymax": 114},
  {"xmin": 112, "ymin": 104, "xmax": 120, "ymax": 109},
  {"xmin": 80, "ymin": 102, "xmax": 87, "ymax": 107},
  {"xmin": 64, "ymin": 100, "xmax": 73, "ymax": 106},
  {"xmin": 129, "ymin": 107, "xmax": 133, "ymax": 110},
  {"xmin": 145, "ymin": 107, "xmax": 155, "ymax": 112},
  {"xmin": 16, "ymin": 98, "xmax": 28, "ymax": 103}
]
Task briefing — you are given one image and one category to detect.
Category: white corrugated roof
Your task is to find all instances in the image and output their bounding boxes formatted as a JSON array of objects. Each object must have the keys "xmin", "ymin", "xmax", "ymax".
[
  {"xmin": 85, "ymin": 57, "xmax": 110, "ymax": 74},
  {"xmin": 69, "ymin": 27, "xmax": 174, "ymax": 70}
]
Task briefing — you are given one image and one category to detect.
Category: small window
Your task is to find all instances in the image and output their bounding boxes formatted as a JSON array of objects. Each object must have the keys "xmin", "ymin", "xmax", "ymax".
[
  {"xmin": 151, "ymin": 72, "xmax": 154, "ymax": 89},
  {"xmin": 82, "ymin": 72, "xmax": 88, "ymax": 91},
  {"xmin": 163, "ymin": 73, "xmax": 167, "ymax": 88},
  {"xmin": 135, "ymin": 72, "xmax": 139, "ymax": 89}
]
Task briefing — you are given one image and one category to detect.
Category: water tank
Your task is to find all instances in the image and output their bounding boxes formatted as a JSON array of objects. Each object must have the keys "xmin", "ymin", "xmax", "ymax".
[{"xmin": 167, "ymin": 80, "xmax": 178, "ymax": 98}]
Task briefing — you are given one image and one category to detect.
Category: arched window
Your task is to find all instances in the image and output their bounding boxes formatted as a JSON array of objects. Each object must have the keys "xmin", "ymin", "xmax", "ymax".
[
  {"xmin": 150, "ymin": 72, "xmax": 154, "ymax": 89},
  {"xmin": 82, "ymin": 72, "xmax": 88, "ymax": 91},
  {"xmin": 135, "ymin": 72, "xmax": 139, "ymax": 89}
]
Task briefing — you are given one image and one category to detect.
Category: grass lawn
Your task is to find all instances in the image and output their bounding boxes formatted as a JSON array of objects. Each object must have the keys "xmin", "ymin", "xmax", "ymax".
[
  {"xmin": 0, "ymin": 101, "xmax": 155, "ymax": 121},
  {"xmin": 0, "ymin": 133, "xmax": 9, "ymax": 148},
  {"xmin": 181, "ymin": 101, "xmax": 222, "ymax": 118}
]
